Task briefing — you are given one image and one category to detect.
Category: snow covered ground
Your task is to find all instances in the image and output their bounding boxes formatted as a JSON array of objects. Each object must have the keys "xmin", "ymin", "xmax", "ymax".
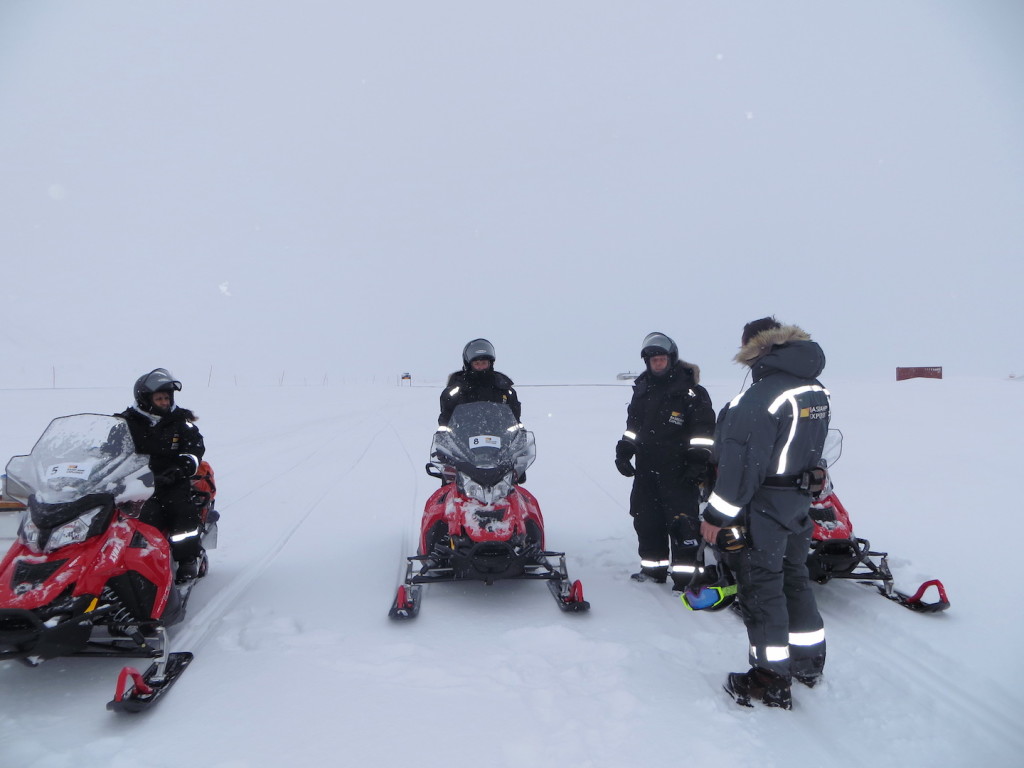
[{"xmin": 0, "ymin": 376, "xmax": 1021, "ymax": 768}]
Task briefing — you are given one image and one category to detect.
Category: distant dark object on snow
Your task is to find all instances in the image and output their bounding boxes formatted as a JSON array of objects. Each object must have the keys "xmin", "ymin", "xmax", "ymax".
[{"xmin": 896, "ymin": 367, "xmax": 942, "ymax": 381}]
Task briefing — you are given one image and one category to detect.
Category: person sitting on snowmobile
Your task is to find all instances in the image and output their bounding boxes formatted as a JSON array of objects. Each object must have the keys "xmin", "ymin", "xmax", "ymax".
[
  {"xmin": 117, "ymin": 368, "xmax": 207, "ymax": 585},
  {"xmin": 438, "ymin": 339, "xmax": 521, "ymax": 427}
]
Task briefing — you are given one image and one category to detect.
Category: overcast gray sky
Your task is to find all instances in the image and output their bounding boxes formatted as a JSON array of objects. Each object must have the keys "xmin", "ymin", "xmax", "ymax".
[{"xmin": 2, "ymin": 1, "xmax": 1022, "ymax": 388}]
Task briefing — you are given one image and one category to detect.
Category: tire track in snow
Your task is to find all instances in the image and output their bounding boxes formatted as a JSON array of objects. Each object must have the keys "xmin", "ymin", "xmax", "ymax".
[{"xmin": 170, "ymin": 413, "xmax": 394, "ymax": 652}]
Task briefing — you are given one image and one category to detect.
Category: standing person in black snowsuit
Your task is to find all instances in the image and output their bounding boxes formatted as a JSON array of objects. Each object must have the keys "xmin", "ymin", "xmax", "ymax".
[
  {"xmin": 118, "ymin": 368, "xmax": 207, "ymax": 585},
  {"xmin": 438, "ymin": 338, "xmax": 521, "ymax": 427},
  {"xmin": 701, "ymin": 317, "xmax": 830, "ymax": 710},
  {"xmin": 615, "ymin": 332, "xmax": 716, "ymax": 590}
]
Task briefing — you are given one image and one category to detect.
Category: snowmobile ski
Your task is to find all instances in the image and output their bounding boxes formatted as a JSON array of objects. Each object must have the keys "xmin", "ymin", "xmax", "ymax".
[
  {"xmin": 548, "ymin": 577, "xmax": 590, "ymax": 612},
  {"xmin": 107, "ymin": 651, "xmax": 193, "ymax": 713},
  {"xmin": 872, "ymin": 578, "xmax": 949, "ymax": 613},
  {"xmin": 388, "ymin": 583, "xmax": 422, "ymax": 620}
]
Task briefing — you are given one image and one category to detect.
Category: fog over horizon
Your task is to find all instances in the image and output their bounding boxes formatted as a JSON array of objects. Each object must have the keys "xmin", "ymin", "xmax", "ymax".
[{"xmin": 2, "ymin": 1, "xmax": 1022, "ymax": 389}]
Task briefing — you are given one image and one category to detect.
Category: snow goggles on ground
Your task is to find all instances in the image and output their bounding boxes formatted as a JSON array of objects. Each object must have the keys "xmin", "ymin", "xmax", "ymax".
[{"xmin": 681, "ymin": 583, "xmax": 737, "ymax": 611}]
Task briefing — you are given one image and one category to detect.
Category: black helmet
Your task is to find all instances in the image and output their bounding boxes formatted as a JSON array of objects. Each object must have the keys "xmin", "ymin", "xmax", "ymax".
[
  {"xmin": 134, "ymin": 368, "xmax": 182, "ymax": 412},
  {"xmin": 640, "ymin": 332, "xmax": 678, "ymax": 366},
  {"xmin": 462, "ymin": 338, "xmax": 496, "ymax": 368}
]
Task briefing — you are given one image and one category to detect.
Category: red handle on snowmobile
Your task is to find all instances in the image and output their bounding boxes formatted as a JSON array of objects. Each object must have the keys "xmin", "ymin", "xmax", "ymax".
[
  {"xmin": 902, "ymin": 579, "xmax": 949, "ymax": 611},
  {"xmin": 113, "ymin": 666, "xmax": 154, "ymax": 702}
]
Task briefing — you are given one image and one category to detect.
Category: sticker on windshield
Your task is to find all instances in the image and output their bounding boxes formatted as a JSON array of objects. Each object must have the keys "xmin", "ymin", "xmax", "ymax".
[
  {"xmin": 46, "ymin": 461, "xmax": 97, "ymax": 479},
  {"xmin": 469, "ymin": 435, "xmax": 501, "ymax": 449}
]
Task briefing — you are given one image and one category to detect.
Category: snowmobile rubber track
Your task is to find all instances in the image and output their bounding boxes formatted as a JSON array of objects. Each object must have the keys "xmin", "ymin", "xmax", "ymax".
[{"xmin": 106, "ymin": 651, "xmax": 193, "ymax": 713}]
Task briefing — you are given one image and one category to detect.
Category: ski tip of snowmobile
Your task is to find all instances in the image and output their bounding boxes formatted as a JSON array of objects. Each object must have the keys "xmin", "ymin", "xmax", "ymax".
[
  {"xmin": 388, "ymin": 584, "xmax": 422, "ymax": 621},
  {"xmin": 879, "ymin": 578, "xmax": 950, "ymax": 613},
  {"xmin": 106, "ymin": 652, "xmax": 194, "ymax": 714},
  {"xmin": 547, "ymin": 578, "xmax": 591, "ymax": 613}
]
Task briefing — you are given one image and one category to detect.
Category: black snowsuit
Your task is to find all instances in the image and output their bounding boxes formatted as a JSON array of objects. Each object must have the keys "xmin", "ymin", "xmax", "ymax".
[
  {"xmin": 119, "ymin": 405, "xmax": 206, "ymax": 562},
  {"xmin": 704, "ymin": 326, "xmax": 830, "ymax": 682},
  {"xmin": 622, "ymin": 360, "xmax": 715, "ymax": 587},
  {"xmin": 438, "ymin": 368, "xmax": 521, "ymax": 426}
]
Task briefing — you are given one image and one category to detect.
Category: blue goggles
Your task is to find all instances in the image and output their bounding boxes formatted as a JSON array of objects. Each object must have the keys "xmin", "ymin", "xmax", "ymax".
[{"xmin": 681, "ymin": 583, "xmax": 737, "ymax": 611}]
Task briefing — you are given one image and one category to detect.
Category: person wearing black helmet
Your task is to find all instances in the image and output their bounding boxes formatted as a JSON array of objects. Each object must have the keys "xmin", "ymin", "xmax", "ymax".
[
  {"xmin": 438, "ymin": 338, "xmax": 521, "ymax": 427},
  {"xmin": 118, "ymin": 368, "xmax": 207, "ymax": 585},
  {"xmin": 700, "ymin": 317, "xmax": 830, "ymax": 710},
  {"xmin": 615, "ymin": 332, "xmax": 715, "ymax": 589}
]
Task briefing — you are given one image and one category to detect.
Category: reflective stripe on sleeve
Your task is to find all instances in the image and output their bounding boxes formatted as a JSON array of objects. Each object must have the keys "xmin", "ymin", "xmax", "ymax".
[
  {"xmin": 690, "ymin": 437, "xmax": 714, "ymax": 447},
  {"xmin": 707, "ymin": 492, "xmax": 742, "ymax": 520},
  {"xmin": 623, "ymin": 430, "xmax": 637, "ymax": 441}
]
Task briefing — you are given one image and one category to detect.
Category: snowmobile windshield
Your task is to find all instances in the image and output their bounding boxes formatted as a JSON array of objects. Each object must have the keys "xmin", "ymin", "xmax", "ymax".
[
  {"xmin": 430, "ymin": 402, "xmax": 535, "ymax": 487},
  {"xmin": 820, "ymin": 429, "xmax": 843, "ymax": 468},
  {"xmin": 4, "ymin": 414, "xmax": 154, "ymax": 529}
]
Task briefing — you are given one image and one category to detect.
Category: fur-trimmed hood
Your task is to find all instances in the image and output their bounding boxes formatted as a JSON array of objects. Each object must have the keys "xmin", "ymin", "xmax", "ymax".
[
  {"xmin": 734, "ymin": 324, "xmax": 825, "ymax": 379},
  {"xmin": 635, "ymin": 358, "xmax": 701, "ymax": 391}
]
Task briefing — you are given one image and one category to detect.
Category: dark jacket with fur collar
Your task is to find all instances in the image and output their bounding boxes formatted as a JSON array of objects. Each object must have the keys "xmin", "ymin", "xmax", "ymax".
[
  {"xmin": 704, "ymin": 325, "xmax": 830, "ymax": 527},
  {"xmin": 118, "ymin": 405, "xmax": 205, "ymax": 478},
  {"xmin": 623, "ymin": 360, "xmax": 715, "ymax": 469}
]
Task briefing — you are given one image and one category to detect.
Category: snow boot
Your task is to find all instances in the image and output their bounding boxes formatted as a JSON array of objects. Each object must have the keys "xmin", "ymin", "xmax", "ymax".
[
  {"xmin": 793, "ymin": 654, "xmax": 825, "ymax": 688},
  {"xmin": 175, "ymin": 558, "xmax": 199, "ymax": 585},
  {"xmin": 724, "ymin": 668, "xmax": 793, "ymax": 710},
  {"xmin": 631, "ymin": 569, "xmax": 667, "ymax": 584},
  {"xmin": 794, "ymin": 672, "xmax": 821, "ymax": 688}
]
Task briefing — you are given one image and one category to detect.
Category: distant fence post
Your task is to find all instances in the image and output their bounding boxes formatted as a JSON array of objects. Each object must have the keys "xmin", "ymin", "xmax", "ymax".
[{"xmin": 896, "ymin": 366, "xmax": 942, "ymax": 381}]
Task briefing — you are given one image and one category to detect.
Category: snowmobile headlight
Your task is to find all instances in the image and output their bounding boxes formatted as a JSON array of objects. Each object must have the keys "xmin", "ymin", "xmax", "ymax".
[
  {"xmin": 457, "ymin": 472, "xmax": 514, "ymax": 505},
  {"xmin": 19, "ymin": 513, "xmax": 42, "ymax": 554},
  {"xmin": 44, "ymin": 506, "xmax": 105, "ymax": 552}
]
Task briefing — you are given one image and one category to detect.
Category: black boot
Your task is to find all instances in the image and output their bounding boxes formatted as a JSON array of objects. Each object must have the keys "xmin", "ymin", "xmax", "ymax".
[
  {"xmin": 724, "ymin": 668, "xmax": 793, "ymax": 710},
  {"xmin": 793, "ymin": 654, "xmax": 825, "ymax": 688},
  {"xmin": 630, "ymin": 568, "xmax": 667, "ymax": 584},
  {"xmin": 794, "ymin": 672, "xmax": 821, "ymax": 688},
  {"xmin": 175, "ymin": 558, "xmax": 199, "ymax": 585}
]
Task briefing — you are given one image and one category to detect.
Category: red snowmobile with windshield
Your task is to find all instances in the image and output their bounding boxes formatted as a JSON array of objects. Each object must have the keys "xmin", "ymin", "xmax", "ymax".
[
  {"xmin": 685, "ymin": 430, "xmax": 949, "ymax": 613},
  {"xmin": 389, "ymin": 402, "xmax": 589, "ymax": 619},
  {"xmin": 0, "ymin": 414, "xmax": 219, "ymax": 712}
]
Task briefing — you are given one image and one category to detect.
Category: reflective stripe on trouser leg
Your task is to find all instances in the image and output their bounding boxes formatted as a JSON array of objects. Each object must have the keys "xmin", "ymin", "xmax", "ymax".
[
  {"xmin": 783, "ymin": 527, "xmax": 826, "ymax": 678},
  {"xmin": 169, "ymin": 528, "xmax": 203, "ymax": 560},
  {"xmin": 738, "ymin": 513, "xmax": 794, "ymax": 678}
]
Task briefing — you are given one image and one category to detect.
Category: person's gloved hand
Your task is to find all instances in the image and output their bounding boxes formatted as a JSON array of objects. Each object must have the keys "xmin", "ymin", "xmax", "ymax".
[
  {"xmin": 615, "ymin": 439, "xmax": 635, "ymax": 477},
  {"xmin": 682, "ymin": 461, "xmax": 708, "ymax": 484},
  {"xmin": 176, "ymin": 454, "xmax": 199, "ymax": 478},
  {"xmin": 155, "ymin": 455, "xmax": 198, "ymax": 487}
]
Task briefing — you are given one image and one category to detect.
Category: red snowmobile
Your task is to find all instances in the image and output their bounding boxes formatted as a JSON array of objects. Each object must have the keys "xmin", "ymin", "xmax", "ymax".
[
  {"xmin": 0, "ymin": 414, "xmax": 219, "ymax": 712},
  {"xmin": 685, "ymin": 431, "xmax": 949, "ymax": 613},
  {"xmin": 389, "ymin": 402, "xmax": 589, "ymax": 619},
  {"xmin": 807, "ymin": 493, "xmax": 948, "ymax": 612}
]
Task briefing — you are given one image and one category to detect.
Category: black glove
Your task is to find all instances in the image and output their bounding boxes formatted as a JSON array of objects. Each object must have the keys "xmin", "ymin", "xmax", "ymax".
[
  {"xmin": 615, "ymin": 440, "xmax": 635, "ymax": 477},
  {"xmin": 177, "ymin": 454, "xmax": 199, "ymax": 478},
  {"xmin": 154, "ymin": 468, "xmax": 182, "ymax": 487},
  {"xmin": 682, "ymin": 461, "xmax": 708, "ymax": 484}
]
